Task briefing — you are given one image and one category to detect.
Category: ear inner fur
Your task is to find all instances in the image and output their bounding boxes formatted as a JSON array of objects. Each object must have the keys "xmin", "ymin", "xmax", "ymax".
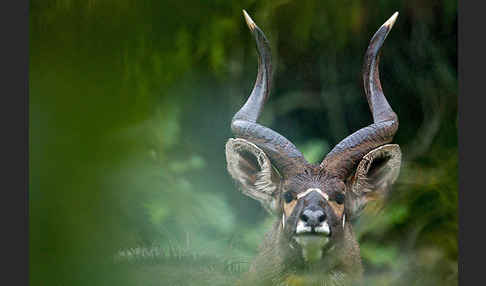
[
  {"xmin": 225, "ymin": 138, "xmax": 280, "ymax": 214},
  {"xmin": 347, "ymin": 144, "xmax": 401, "ymax": 219}
]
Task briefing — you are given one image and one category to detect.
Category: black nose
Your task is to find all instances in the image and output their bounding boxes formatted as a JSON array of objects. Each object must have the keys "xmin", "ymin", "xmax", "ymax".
[{"xmin": 300, "ymin": 209, "xmax": 326, "ymax": 227}]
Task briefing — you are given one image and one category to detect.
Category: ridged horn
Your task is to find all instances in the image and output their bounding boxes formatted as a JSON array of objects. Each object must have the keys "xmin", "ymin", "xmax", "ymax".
[
  {"xmin": 320, "ymin": 12, "xmax": 399, "ymax": 179},
  {"xmin": 231, "ymin": 10, "xmax": 308, "ymax": 177}
]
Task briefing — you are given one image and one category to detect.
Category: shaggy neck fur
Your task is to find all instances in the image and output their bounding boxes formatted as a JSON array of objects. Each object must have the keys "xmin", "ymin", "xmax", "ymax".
[{"xmin": 239, "ymin": 218, "xmax": 363, "ymax": 286}]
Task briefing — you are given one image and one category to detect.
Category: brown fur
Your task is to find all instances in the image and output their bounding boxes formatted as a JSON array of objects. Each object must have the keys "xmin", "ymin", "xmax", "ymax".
[
  {"xmin": 227, "ymin": 141, "xmax": 401, "ymax": 286},
  {"xmin": 240, "ymin": 216, "xmax": 363, "ymax": 286},
  {"xmin": 227, "ymin": 11, "xmax": 402, "ymax": 286}
]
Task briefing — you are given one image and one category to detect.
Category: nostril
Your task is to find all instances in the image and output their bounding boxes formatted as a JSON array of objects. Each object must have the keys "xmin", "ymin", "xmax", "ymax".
[
  {"xmin": 318, "ymin": 213, "xmax": 326, "ymax": 222},
  {"xmin": 300, "ymin": 214, "xmax": 309, "ymax": 222}
]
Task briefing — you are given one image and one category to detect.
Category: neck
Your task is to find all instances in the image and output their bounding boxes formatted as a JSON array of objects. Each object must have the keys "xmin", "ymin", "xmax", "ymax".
[{"xmin": 245, "ymin": 220, "xmax": 363, "ymax": 284}]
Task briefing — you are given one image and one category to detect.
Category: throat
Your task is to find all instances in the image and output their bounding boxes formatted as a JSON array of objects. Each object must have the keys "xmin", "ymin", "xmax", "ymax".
[{"xmin": 293, "ymin": 235, "xmax": 330, "ymax": 263}]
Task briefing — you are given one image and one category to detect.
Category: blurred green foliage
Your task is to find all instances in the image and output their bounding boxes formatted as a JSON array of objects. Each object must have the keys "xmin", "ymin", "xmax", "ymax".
[{"xmin": 30, "ymin": 0, "xmax": 457, "ymax": 285}]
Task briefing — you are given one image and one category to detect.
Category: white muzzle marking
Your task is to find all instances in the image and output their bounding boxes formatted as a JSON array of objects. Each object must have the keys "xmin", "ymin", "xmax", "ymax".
[
  {"xmin": 314, "ymin": 221, "xmax": 330, "ymax": 235},
  {"xmin": 296, "ymin": 219, "xmax": 312, "ymax": 234}
]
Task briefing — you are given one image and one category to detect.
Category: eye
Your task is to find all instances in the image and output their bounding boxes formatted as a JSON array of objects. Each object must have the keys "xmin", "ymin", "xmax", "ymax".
[
  {"xmin": 335, "ymin": 193, "xmax": 345, "ymax": 205},
  {"xmin": 283, "ymin": 191, "xmax": 294, "ymax": 203}
]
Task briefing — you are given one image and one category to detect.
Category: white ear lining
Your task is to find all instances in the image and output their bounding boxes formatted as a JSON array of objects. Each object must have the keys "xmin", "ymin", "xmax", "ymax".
[{"xmin": 225, "ymin": 138, "xmax": 280, "ymax": 215}]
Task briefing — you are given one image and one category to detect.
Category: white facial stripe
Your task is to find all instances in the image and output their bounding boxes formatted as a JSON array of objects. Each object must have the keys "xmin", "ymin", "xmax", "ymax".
[
  {"xmin": 342, "ymin": 214, "xmax": 346, "ymax": 228},
  {"xmin": 296, "ymin": 188, "xmax": 329, "ymax": 200},
  {"xmin": 282, "ymin": 213, "xmax": 285, "ymax": 228}
]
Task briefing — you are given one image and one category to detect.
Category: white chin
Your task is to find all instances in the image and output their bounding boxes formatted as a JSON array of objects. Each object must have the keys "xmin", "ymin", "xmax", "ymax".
[{"xmin": 293, "ymin": 235, "xmax": 330, "ymax": 263}]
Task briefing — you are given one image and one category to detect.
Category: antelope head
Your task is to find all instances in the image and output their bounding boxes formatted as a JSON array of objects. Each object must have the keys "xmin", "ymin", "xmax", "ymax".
[{"xmin": 225, "ymin": 10, "xmax": 401, "ymax": 264}]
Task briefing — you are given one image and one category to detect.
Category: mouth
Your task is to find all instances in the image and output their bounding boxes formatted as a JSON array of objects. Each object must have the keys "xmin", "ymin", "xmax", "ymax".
[
  {"xmin": 295, "ymin": 220, "xmax": 331, "ymax": 236},
  {"xmin": 292, "ymin": 221, "xmax": 332, "ymax": 263}
]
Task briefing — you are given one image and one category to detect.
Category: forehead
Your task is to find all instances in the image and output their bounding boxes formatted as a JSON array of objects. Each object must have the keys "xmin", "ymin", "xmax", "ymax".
[{"xmin": 284, "ymin": 172, "xmax": 344, "ymax": 193}]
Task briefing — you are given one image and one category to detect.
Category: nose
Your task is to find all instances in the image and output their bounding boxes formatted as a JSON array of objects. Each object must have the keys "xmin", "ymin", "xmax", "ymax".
[{"xmin": 300, "ymin": 209, "xmax": 326, "ymax": 227}]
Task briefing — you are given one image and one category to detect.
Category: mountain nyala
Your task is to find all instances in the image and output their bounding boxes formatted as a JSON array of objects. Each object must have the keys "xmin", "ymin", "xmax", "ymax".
[{"xmin": 225, "ymin": 10, "xmax": 402, "ymax": 286}]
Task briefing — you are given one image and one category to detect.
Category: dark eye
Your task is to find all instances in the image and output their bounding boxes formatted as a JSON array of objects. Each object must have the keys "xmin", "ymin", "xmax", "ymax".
[
  {"xmin": 335, "ymin": 193, "xmax": 345, "ymax": 205},
  {"xmin": 283, "ymin": 191, "xmax": 294, "ymax": 203}
]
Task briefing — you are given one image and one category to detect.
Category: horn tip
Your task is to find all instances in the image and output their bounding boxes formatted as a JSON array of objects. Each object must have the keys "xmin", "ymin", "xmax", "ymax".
[
  {"xmin": 384, "ymin": 11, "xmax": 399, "ymax": 29},
  {"xmin": 242, "ymin": 9, "xmax": 256, "ymax": 32}
]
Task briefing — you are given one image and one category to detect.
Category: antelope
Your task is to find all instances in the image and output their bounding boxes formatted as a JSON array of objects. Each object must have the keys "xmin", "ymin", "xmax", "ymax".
[{"xmin": 225, "ymin": 10, "xmax": 402, "ymax": 286}]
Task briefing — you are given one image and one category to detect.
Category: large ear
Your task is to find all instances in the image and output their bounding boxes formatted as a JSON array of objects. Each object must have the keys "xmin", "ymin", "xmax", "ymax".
[
  {"xmin": 225, "ymin": 138, "xmax": 282, "ymax": 214},
  {"xmin": 345, "ymin": 144, "xmax": 401, "ymax": 220}
]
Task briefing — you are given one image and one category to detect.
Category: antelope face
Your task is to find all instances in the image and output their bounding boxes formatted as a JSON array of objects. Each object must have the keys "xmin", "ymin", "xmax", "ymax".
[
  {"xmin": 280, "ymin": 176, "xmax": 347, "ymax": 261},
  {"xmin": 225, "ymin": 10, "xmax": 401, "ymax": 263}
]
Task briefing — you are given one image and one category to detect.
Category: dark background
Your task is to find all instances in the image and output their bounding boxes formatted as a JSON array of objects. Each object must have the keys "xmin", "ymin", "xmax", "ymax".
[{"xmin": 30, "ymin": 0, "xmax": 457, "ymax": 285}]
